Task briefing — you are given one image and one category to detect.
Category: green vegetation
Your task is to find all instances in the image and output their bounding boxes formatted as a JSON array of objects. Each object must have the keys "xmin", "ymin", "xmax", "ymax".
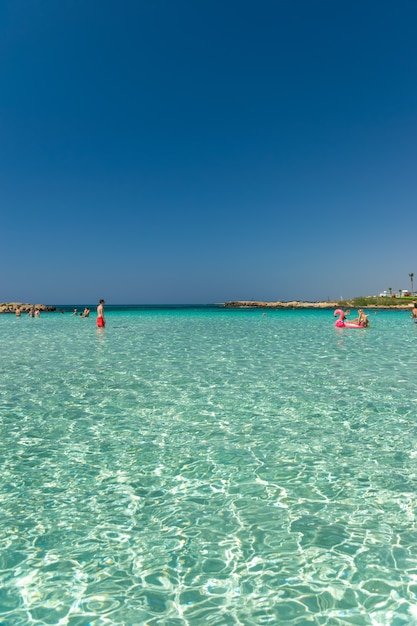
[{"xmin": 338, "ymin": 296, "xmax": 415, "ymax": 308}]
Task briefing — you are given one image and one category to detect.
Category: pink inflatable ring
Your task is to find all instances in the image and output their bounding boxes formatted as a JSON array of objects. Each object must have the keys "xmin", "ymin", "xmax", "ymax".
[{"xmin": 334, "ymin": 309, "xmax": 366, "ymax": 328}]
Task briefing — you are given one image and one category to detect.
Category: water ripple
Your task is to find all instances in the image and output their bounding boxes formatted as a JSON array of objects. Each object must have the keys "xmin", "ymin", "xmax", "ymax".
[{"xmin": 1, "ymin": 309, "xmax": 417, "ymax": 623}]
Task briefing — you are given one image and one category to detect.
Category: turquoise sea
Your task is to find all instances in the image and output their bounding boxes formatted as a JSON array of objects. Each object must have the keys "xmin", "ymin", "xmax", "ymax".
[{"xmin": 1, "ymin": 305, "xmax": 417, "ymax": 625}]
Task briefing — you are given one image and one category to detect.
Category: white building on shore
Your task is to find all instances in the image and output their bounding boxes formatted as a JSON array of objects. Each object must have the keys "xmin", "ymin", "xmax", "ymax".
[{"xmin": 379, "ymin": 290, "xmax": 410, "ymax": 297}]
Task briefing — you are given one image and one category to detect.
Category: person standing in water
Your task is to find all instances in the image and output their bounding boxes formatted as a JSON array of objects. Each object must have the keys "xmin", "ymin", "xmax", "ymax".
[{"xmin": 97, "ymin": 299, "xmax": 105, "ymax": 328}]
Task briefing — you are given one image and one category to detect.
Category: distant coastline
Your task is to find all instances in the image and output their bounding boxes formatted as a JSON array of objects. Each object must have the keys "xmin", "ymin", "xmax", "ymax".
[
  {"xmin": 224, "ymin": 300, "xmax": 338, "ymax": 309},
  {"xmin": 1, "ymin": 300, "xmax": 413, "ymax": 314},
  {"xmin": 223, "ymin": 300, "xmax": 412, "ymax": 309}
]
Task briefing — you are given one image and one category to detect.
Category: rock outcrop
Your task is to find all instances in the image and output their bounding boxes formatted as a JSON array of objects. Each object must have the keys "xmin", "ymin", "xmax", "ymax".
[{"xmin": 0, "ymin": 302, "xmax": 56, "ymax": 314}]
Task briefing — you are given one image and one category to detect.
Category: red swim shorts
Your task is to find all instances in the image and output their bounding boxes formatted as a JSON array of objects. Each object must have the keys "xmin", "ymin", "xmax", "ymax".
[{"xmin": 97, "ymin": 317, "xmax": 105, "ymax": 328}]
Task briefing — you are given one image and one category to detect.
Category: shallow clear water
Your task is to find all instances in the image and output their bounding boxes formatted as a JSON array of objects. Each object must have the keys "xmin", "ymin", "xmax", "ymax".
[{"xmin": 1, "ymin": 306, "xmax": 417, "ymax": 625}]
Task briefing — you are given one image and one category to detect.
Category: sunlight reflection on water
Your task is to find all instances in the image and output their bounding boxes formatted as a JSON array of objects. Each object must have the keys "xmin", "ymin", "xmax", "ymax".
[{"xmin": 1, "ymin": 307, "xmax": 417, "ymax": 624}]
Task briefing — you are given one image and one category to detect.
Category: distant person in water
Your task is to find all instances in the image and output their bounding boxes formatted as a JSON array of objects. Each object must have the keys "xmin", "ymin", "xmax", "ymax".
[
  {"xmin": 97, "ymin": 299, "xmax": 105, "ymax": 328},
  {"xmin": 411, "ymin": 302, "xmax": 417, "ymax": 320},
  {"xmin": 83, "ymin": 307, "xmax": 90, "ymax": 318},
  {"xmin": 15, "ymin": 307, "xmax": 21, "ymax": 318}
]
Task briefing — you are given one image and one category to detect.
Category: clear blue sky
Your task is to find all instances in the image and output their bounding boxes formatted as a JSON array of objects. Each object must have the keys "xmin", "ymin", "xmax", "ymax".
[{"xmin": 1, "ymin": 0, "xmax": 416, "ymax": 304}]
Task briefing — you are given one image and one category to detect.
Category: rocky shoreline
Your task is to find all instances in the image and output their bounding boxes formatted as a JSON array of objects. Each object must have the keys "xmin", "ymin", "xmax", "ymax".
[
  {"xmin": 0, "ymin": 302, "xmax": 56, "ymax": 314},
  {"xmin": 224, "ymin": 300, "xmax": 409, "ymax": 309},
  {"xmin": 224, "ymin": 300, "xmax": 339, "ymax": 309}
]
